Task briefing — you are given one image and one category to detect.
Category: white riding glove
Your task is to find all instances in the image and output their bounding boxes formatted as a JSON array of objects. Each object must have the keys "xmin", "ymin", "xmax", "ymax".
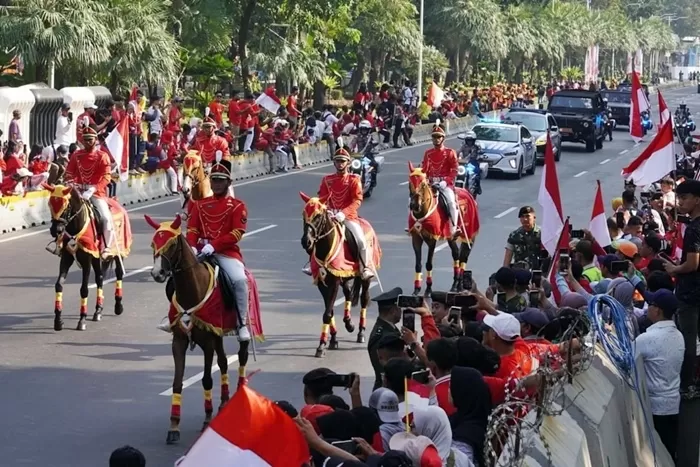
[
  {"xmin": 191, "ymin": 246, "xmax": 198, "ymax": 256},
  {"xmin": 81, "ymin": 187, "xmax": 96, "ymax": 200},
  {"xmin": 200, "ymin": 244, "xmax": 215, "ymax": 256},
  {"xmin": 334, "ymin": 211, "xmax": 346, "ymax": 223},
  {"xmin": 439, "ymin": 180, "xmax": 447, "ymax": 189}
]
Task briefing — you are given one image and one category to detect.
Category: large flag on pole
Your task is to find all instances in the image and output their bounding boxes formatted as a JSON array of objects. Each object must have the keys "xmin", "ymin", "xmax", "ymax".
[
  {"xmin": 255, "ymin": 87, "xmax": 281, "ymax": 114},
  {"xmin": 658, "ymin": 90, "xmax": 672, "ymax": 127},
  {"xmin": 621, "ymin": 118, "xmax": 674, "ymax": 186},
  {"xmin": 537, "ymin": 132, "xmax": 564, "ymax": 256},
  {"xmin": 104, "ymin": 117, "xmax": 129, "ymax": 182},
  {"xmin": 629, "ymin": 72, "xmax": 650, "ymax": 143},
  {"xmin": 589, "ymin": 180, "xmax": 612, "ymax": 249},
  {"xmin": 426, "ymin": 82, "xmax": 444, "ymax": 109},
  {"xmin": 176, "ymin": 386, "xmax": 310, "ymax": 467}
]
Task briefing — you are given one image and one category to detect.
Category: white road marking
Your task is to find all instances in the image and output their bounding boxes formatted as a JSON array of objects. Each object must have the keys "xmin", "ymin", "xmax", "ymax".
[
  {"xmin": 599, "ymin": 158, "xmax": 610, "ymax": 165},
  {"xmin": 87, "ymin": 224, "xmax": 278, "ymax": 289},
  {"xmin": 619, "ymin": 149, "xmax": 629, "ymax": 155},
  {"xmin": 574, "ymin": 171, "xmax": 587, "ymax": 178},
  {"xmin": 160, "ymin": 355, "xmax": 240, "ymax": 396},
  {"xmin": 0, "ymin": 139, "xmax": 445, "ymax": 245},
  {"xmin": 494, "ymin": 207, "xmax": 516, "ymax": 219},
  {"xmin": 333, "ymin": 282, "xmax": 378, "ymax": 306},
  {"xmin": 399, "ymin": 181, "xmax": 409, "ymax": 186}
]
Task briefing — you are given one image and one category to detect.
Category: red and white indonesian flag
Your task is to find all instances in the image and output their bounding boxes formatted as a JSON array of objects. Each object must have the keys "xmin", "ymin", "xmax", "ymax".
[
  {"xmin": 427, "ymin": 82, "xmax": 444, "ymax": 109},
  {"xmin": 658, "ymin": 90, "xmax": 673, "ymax": 128},
  {"xmin": 621, "ymin": 118, "xmax": 675, "ymax": 186},
  {"xmin": 105, "ymin": 117, "xmax": 129, "ymax": 182},
  {"xmin": 256, "ymin": 87, "xmax": 281, "ymax": 114},
  {"xmin": 537, "ymin": 132, "xmax": 564, "ymax": 256},
  {"xmin": 589, "ymin": 180, "xmax": 611, "ymax": 248},
  {"xmin": 627, "ymin": 49, "xmax": 643, "ymax": 75},
  {"xmin": 629, "ymin": 72, "xmax": 650, "ymax": 143},
  {"xmin": 176, "ymin": 386, "xmax": 309, "ymax": 467},
  {"xmin": 548, "ymin": 217, "xmax": 570, "ymax": 306}
]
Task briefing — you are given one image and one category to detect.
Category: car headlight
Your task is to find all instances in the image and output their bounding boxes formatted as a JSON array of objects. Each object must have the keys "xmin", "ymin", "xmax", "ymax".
[
  {"xmin": 508, "ymin": 158, "xmax": 517, "ymax": 168},
  {"xmin": 503, "ymin": 150, "xmax": 518, "ymax": 157},
  {"xmin": 583, "ymin": 122, "xmax": 590, "ymax": 128},
  {"xmin": 457, "ymin": 166, "xmax": 466, "ymax": 176},
  {"xmin": 351, "ymin": 159, "xmax": 362, "ymax": 170},
  {"xmin": 535, "ymin": 136, "xmax": 546, "ymax": 146}
]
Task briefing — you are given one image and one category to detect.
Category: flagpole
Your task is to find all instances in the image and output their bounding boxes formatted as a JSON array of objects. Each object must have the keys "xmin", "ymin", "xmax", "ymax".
[{"xmin": 546, "ymin": 216, "xmax": 570, "ymax": 278}]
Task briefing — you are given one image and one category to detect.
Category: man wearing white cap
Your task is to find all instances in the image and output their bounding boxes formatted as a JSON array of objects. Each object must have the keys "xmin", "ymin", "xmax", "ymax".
[
  {"xmin": 482, "ymin": 312, "xmax": 535, "ymax": 379},
  {"xmin": 368, "ymin": 387, "xmax": 404, "ymax": 451}
]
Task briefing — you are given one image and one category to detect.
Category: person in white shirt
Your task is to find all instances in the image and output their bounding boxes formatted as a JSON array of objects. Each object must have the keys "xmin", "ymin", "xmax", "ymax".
[
  {"xmin": 144, "ymin": 98, "xmax": 163, "ymax": 135},
  {"xmin": 54, "ymin": 103, "xmax": 74, "ymax": 146},
  {"xmin": 635, "ymin": 289, "xmax": 684, "ymax": 460},
  {"xmin": 320, "ymin": 108, "xmax": 337, "ymax": 156},
  {"xmin": 659, "ymin": 177, "xmax": 676, "ymax": 209}
]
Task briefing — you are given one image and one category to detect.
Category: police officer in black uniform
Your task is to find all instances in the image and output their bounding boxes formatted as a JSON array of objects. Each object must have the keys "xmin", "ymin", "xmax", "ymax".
[{"xmin": 367, "ymin": 287, "xmax": 403, "ymax": 390}]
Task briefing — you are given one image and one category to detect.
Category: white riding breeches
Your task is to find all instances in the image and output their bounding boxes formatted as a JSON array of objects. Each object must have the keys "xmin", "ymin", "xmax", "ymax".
[
  {"xmin": 437, "ymin": 185, "xmax": 459, "ymax": 227},
  {"xmin": 344, "ymin": 219, "xmax": 372, "ymax": 269},
  {"xmin": 214, "ymin": 254, "xmax": 248, "ymax": 328},
  {"xmin": 91, "ymin": 196, "xmax": 114, "ymax": 248},
  {"xmin": 214, "ymin": 255, "xmax": 246, "ymax": 282}
]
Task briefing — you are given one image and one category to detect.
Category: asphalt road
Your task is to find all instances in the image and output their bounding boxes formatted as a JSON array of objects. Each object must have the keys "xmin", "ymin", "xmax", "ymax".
[{"xmin": 1, "ymin": 85, "xmax": 699, "ymax": 467}]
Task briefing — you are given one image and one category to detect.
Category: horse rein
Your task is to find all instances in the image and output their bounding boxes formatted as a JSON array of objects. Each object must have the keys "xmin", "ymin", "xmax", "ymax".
[{"xmin": 159, "ymin": 235, "xmax": 199, "ymax": 280}]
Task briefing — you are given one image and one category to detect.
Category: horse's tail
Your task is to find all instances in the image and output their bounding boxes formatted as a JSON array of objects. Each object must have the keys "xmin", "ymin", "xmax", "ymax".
[{"xmin": 350, "ymin": 277, "xmax": 362, "ymax": 307}]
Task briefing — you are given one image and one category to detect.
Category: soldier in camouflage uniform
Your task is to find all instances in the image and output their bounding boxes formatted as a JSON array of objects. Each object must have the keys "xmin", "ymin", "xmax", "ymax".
[{"xmin": 503, "ymin": 206, "xmax": 545, "ymax": 269}]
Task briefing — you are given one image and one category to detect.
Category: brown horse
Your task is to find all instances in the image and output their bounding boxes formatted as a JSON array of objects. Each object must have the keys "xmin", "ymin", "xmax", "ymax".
[
  {"xmin": 300, "ymin": 192, "xmax": 382, "ymax": 357},
  {"xmin": 145, "ymin": 214, "xmax": 252, "ymax": 445},
  {"xmin": 406, "ymin": 163, "xmax": 480, "ymax": 295},
  {"xmin": 180, "ymin": 151, "xmax": 212, "ymax": 216},
  {"xmin": 43, "ymin": 183, "xmax": 130, "ymax": 331}
]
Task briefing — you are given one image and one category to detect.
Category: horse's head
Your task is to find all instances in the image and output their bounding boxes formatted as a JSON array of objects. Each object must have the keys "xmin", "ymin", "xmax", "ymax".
[
  {"xmin": 407, "ymin": 161, "xmax": 431, "ymax": 214},
  {"xmin": 299, "ymin": 191, "xmax": 332, "ymax": 251},
  {"xmin": 42, "ymin": 182, "xmax": 81, "ymax": 237},
  {"xmin": 181, "ymin": 151, "xmax": 204, "ymax": 198},
  {"xmin": 144, "ymin": 214, "xmax": 185, "ymax": 283}
]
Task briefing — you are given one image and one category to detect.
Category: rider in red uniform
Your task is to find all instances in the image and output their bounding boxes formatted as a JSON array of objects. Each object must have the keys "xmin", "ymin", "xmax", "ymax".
[
  {"xmin": 64, "ymin": 127, "xmax": 115, "ymax": 257},
  {"xmin": 420, "ymin": 121, "xmax": 460, "ymax": 236},
  {"xmin": 304, "ymin": 147, "xmax": 374, "ymax": 280},
  {"xmin": 192, "ymin": 116, "xmax": 230, "ymax": 165},
  {"xmin": 186, "ymin": 155, "xmax": 250, "ymax": 341}
]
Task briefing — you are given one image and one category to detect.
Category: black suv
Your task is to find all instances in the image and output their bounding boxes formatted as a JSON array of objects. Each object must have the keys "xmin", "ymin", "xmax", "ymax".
[
  {"xmin": 548, "ymin": 89, "xmax": 606, "ymax": 152},
  {"xmin": 601, "ymin": 89, "xmax": 631, "ymax": 126}
]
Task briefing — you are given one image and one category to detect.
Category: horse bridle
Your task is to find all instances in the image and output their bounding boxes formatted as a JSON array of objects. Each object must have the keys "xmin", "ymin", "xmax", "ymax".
[
  {"xmin": 304, "ymin": 211, "xmax": 336, "ymax": 249},
  {"xmin": 158, "ymin": 235, "xmax": 198, "ymax": 280}
]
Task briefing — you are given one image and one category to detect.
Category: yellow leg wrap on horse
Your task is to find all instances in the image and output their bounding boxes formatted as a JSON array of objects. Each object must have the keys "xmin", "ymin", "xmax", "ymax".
[
  {"xmin": 171, "ymin": 393, "xmax": 182, "ymax": 406},
  {"xmin": 453, "ymin": 260, "xmax": 460, "ymax": 268},
  {"xmin": 460, "ymin": 262, "xmax": 467, "ymax": 270},
  {"xmin": 204, "ymin": 389, "xmax": 212, "ymax": 401},
  {"xmin": 414, "ymin": 272, "xmax": 422, "ymax": 281},
  {"xmin": 80, "ymin": 297, "xmax": 88, "ymax": 314},
  {"xmin": 238, "ymin": 366, "xmax": 246, "ymax": 377},
  {"xmin": 96, "ymin": 288, "xmax": 104, "ymax": 306},
  {"xmin": 221, "ymin": 374, "xmax": 229, "ymax": 386},
  {"xmin": 360, "ymin": 308, "xmax": 367, "ymax": 328},
  {"xmin": 55, "ymin": 292, "xmax": 63, "ymax": 311},
  {"xmin": 115, "ymin": 280, "xmax": 123, "ymax": 298}
]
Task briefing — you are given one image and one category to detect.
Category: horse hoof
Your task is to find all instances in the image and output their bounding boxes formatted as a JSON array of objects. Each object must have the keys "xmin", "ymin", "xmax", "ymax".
[
  {"xmin": 92, "ymin": 311, "xmax": 102, "ymax": 322},
  {"xmin": 54, "ymin": 318, "xmax": 63, "ymax": 332},
  {"xmin": 166, "ymin": 430, "xmax": 180, "ymax": 445},
  {"xmin": 315, "ymin": 346, "xmax": 326, "ymax": 358},
  {"xmin": 329, "ymin": 340, "xmax": 339, "ymax": 350},
  {"xmin": 76, "ymin": 319, "xmax": 87, "ymax": 331},
  {"xmin": 356, "ymin": 332, "xmax": 366, "ymax": 344},
  {"xmin": 114, "ymin": 302, "xmax": 124, "ymax": 316},
  {"xmin": 344, "ymin": 319, "xmax": 355, "ymax": 333}
]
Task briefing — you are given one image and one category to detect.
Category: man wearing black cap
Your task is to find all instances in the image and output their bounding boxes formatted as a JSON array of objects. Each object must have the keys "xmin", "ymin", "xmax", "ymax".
[
  {"xmin": 664, "ymin": 179, "xmax": 700, "ymax": 397},
  {"xmin": 367, "ymin": 287, "xmax": 402, "ymax": 390},
  {"xmin": 503, "ymin": 206, "xmax": 544, "ymax": 269}
]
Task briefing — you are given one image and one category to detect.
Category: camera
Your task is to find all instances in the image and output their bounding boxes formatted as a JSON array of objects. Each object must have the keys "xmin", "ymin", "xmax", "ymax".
[
  {"xmin": 531, "ymin": 270, "xmax": 542, "ymax": 288},
  {"xmin": 570, "ymin": 229, "xmax": 584, "ymax": 239},
  {"xmin": 610, "ymin": 260, "xmax": 629, "ymax": 275},
  {"xmin": 558, "ymin": 250, "xmax": 570, "ymax": 273},
  {"xmin": 397, "ymin": 294, "xmax": 423, "ymax": 308},
  {"xmin": 529, "ymin": 290, "xmax": 540, "ymax": 308},
  {"xmin": 462, "ymin": 270, "xmax": 473, "ymax": 291},
  {"xmin": 402, "ymin": 309, "xmax": 416, "ymax": 332}
]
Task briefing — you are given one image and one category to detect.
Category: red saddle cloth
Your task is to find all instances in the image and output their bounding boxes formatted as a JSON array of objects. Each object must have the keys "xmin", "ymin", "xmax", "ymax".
[
  {"xmin": 68, "ymin": 198, "xmax": 133, "ymax": 258},
  {"xmin": 407, "ymin": 187, "xmax": 480, "ymax": 242},
  {"xmin": 309, "ymin": 218, "xmax": 382, "ymax": 282},
  {"xmin": 167, "ymin": 264, "xmax": 264, "ymax": 340}
]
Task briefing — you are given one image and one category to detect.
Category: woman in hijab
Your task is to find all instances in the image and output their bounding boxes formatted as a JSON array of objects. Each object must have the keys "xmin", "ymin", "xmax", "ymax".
[
  {"xmin": 412, "ymin": 406, "xmax": 473, "ymax": 466},
  {"xmin": 449, "ymin": 367, "xmax": 492, "ymax": 466}
]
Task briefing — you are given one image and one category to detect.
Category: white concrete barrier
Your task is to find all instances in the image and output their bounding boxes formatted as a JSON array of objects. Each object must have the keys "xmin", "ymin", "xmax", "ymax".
[
  {"xmin": 0, "ymin": 118, "xmax": 477, "ymax": 234},
  {"xmin": 513, "ymin": 349, "xmax": 675, "ymax": 467}
]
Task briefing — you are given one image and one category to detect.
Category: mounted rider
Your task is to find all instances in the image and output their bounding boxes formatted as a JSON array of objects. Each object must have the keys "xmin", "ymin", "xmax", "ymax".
[
  {"xmin": 303, "ymin": 147, "xmax": 375, "ymax": 280},
  {"xmin": 458, "ymin": 130, "xmax": 480, "ymax": 161},
  {"xmin": 421, "ymin": 121, "xmax": 460, "ymax": 236},
  {"xmin": 185, "ymin": 155, "xmax": 251, "ymax": 341},
  {"xmin": 193, "ymin": 116, "xmax": 230, "ymax": 165},
  {"xmin": 64, "ymin": 126, "xmax": 115, "ymax": 258}
]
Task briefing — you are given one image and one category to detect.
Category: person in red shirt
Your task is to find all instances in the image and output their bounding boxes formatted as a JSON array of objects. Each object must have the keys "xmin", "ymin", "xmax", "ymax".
[
  {"xmin": 186, "ymin": 157, "xmax": 251, "ymax": 341},
  {"xmin": 64, "ymin": 127, "xmax": 114, "ymax": 257},
  {"xmin": 227, "ymin": 91, "xmax": 242, "ymax": 150},
  {"xmin": 425, "ymin": 338, "xmax": 458, "ymax": 416},
  {"xmin": 482, "ymin": 312, "xmax": 534, "ymax": 379},
  {"xmin": 167, "ymin": 96, "xmax": 184, "ymax": 131},
  {"xmin": 207, "ymin": 92, "xmax": 225, "ymax": 128},
  {"xmin": 317, "ymin": 148, "xmax": 374, "ymax": 280},
  {"xmin": 237, "ymin": 94, "xmax": 259, "ymax": 152},
  {"xmin": 421, "ymin": 123, "xmax": 460, "ymax": 236},
  {"xmin": 354, "ymin": 82, "xmax": 372, "ymax": 111},
  {"xmin": 0, "ymin": 141, "xmax": 30, "ymax": 195},
  {"xmin": 192, "ymin": 117, "xmax": 230, "ymax": 164},
  {"xmin": 287, "ymin": 86, "xmax": 301, "ymax": 131}
]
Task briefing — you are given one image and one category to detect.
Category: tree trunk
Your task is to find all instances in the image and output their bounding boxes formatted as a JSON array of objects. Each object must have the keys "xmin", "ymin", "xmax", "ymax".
[
  {"xmin": 445, "ymin": 50, "xmax": 457, "ymax": 86},
  {"xmin": 237, "ymin": 0, "xmax": 257, "ymax": 94},
  {"xmin": 312, "ymin": 81, "xmax": 326, "ymax": 109},
  {"xmin": 109, "ymin": 71, "xmax": 119, "ymax": 96},
  {"xmin": 349, "ymin": 53, "xmax": 366, "ymax": 94},
  {"xmin": 368, "ymin": 50, "xmax": 380, "ymax": 91}
]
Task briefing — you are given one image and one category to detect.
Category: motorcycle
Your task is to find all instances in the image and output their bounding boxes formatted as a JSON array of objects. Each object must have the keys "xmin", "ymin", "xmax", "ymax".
[
  {"xmin": 605, "ymin": 111, "xmax": 616, "ymax": 141},
  {"xmin": 455, "ymin": 135, "xmax": 488, "ymax": 198},
  {"xmin": 350, "ymin": 143, "xmax": 384, "ymax": 198}
]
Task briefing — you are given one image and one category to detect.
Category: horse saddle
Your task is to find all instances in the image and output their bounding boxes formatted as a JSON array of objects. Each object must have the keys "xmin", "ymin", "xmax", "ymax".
[
  {"xmin": 88, "ymin": 199, "xmax": 105, "ymax": 233},
  {"xmin": 164, "ymin": 257, "xmax": 237, "ymax": 312},
  {"xmin": 434, "ymin": 189, "xmax": 454, "ymax": 223},
  {"xmin": 339, "ymin": 222, "xmax": 361, "ymax": 263}
]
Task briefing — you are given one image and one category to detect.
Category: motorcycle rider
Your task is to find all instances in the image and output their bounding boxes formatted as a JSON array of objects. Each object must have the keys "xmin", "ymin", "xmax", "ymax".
[
  {"xmin": 511, "ymin": 94, "xmax": 527, "ymax": 109},
  {"xmin": 457, "ymin": 130, "xmax": 483, "ymax": 196},
  {"xmin": 602, "ymin": 98, "xmax": 614, "ymax": 141},
  {"xmin": 351, "ymin": 120, "xmax": 379, "ymax": 184},
  {"xmin": 421, "ymin": 121, "xmax": 460, "ymax": 237}
]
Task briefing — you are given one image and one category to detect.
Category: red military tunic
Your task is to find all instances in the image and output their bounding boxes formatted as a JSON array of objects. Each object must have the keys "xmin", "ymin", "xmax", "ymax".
[
  {"xmin": 186, "ymin": 195, "xmax": 248, "ymax": 262},
  {"xmin": 64, "ymin": 148, "xmax": 112, "ymax": 198},
  {"xmin": 192, "ymin": 133, "xmax": 230, "ymax": 164},
  {"xmin": 421, "ymin": 146, "xmax": 459, "ymax": 187},
  {"xmin": 318, "ymin": 173, "xmax": 363, "ymax": 221}
]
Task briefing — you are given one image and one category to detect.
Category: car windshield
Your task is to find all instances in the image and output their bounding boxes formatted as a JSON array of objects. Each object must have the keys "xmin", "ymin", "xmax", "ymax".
[
  {"xmin": 550, "ymin": 95, "xmax": 594, "ymax": 109},
  {"xmin": 506, "ymin": 113, "xmax": 547, "ymax": 132},
  {"xmin": 601, "ymin": 91, "xmax": 630, "ymax": 104},
  {"xmin": 473, "ymin": 125, "xmax": 519, "ymax": 143}
]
